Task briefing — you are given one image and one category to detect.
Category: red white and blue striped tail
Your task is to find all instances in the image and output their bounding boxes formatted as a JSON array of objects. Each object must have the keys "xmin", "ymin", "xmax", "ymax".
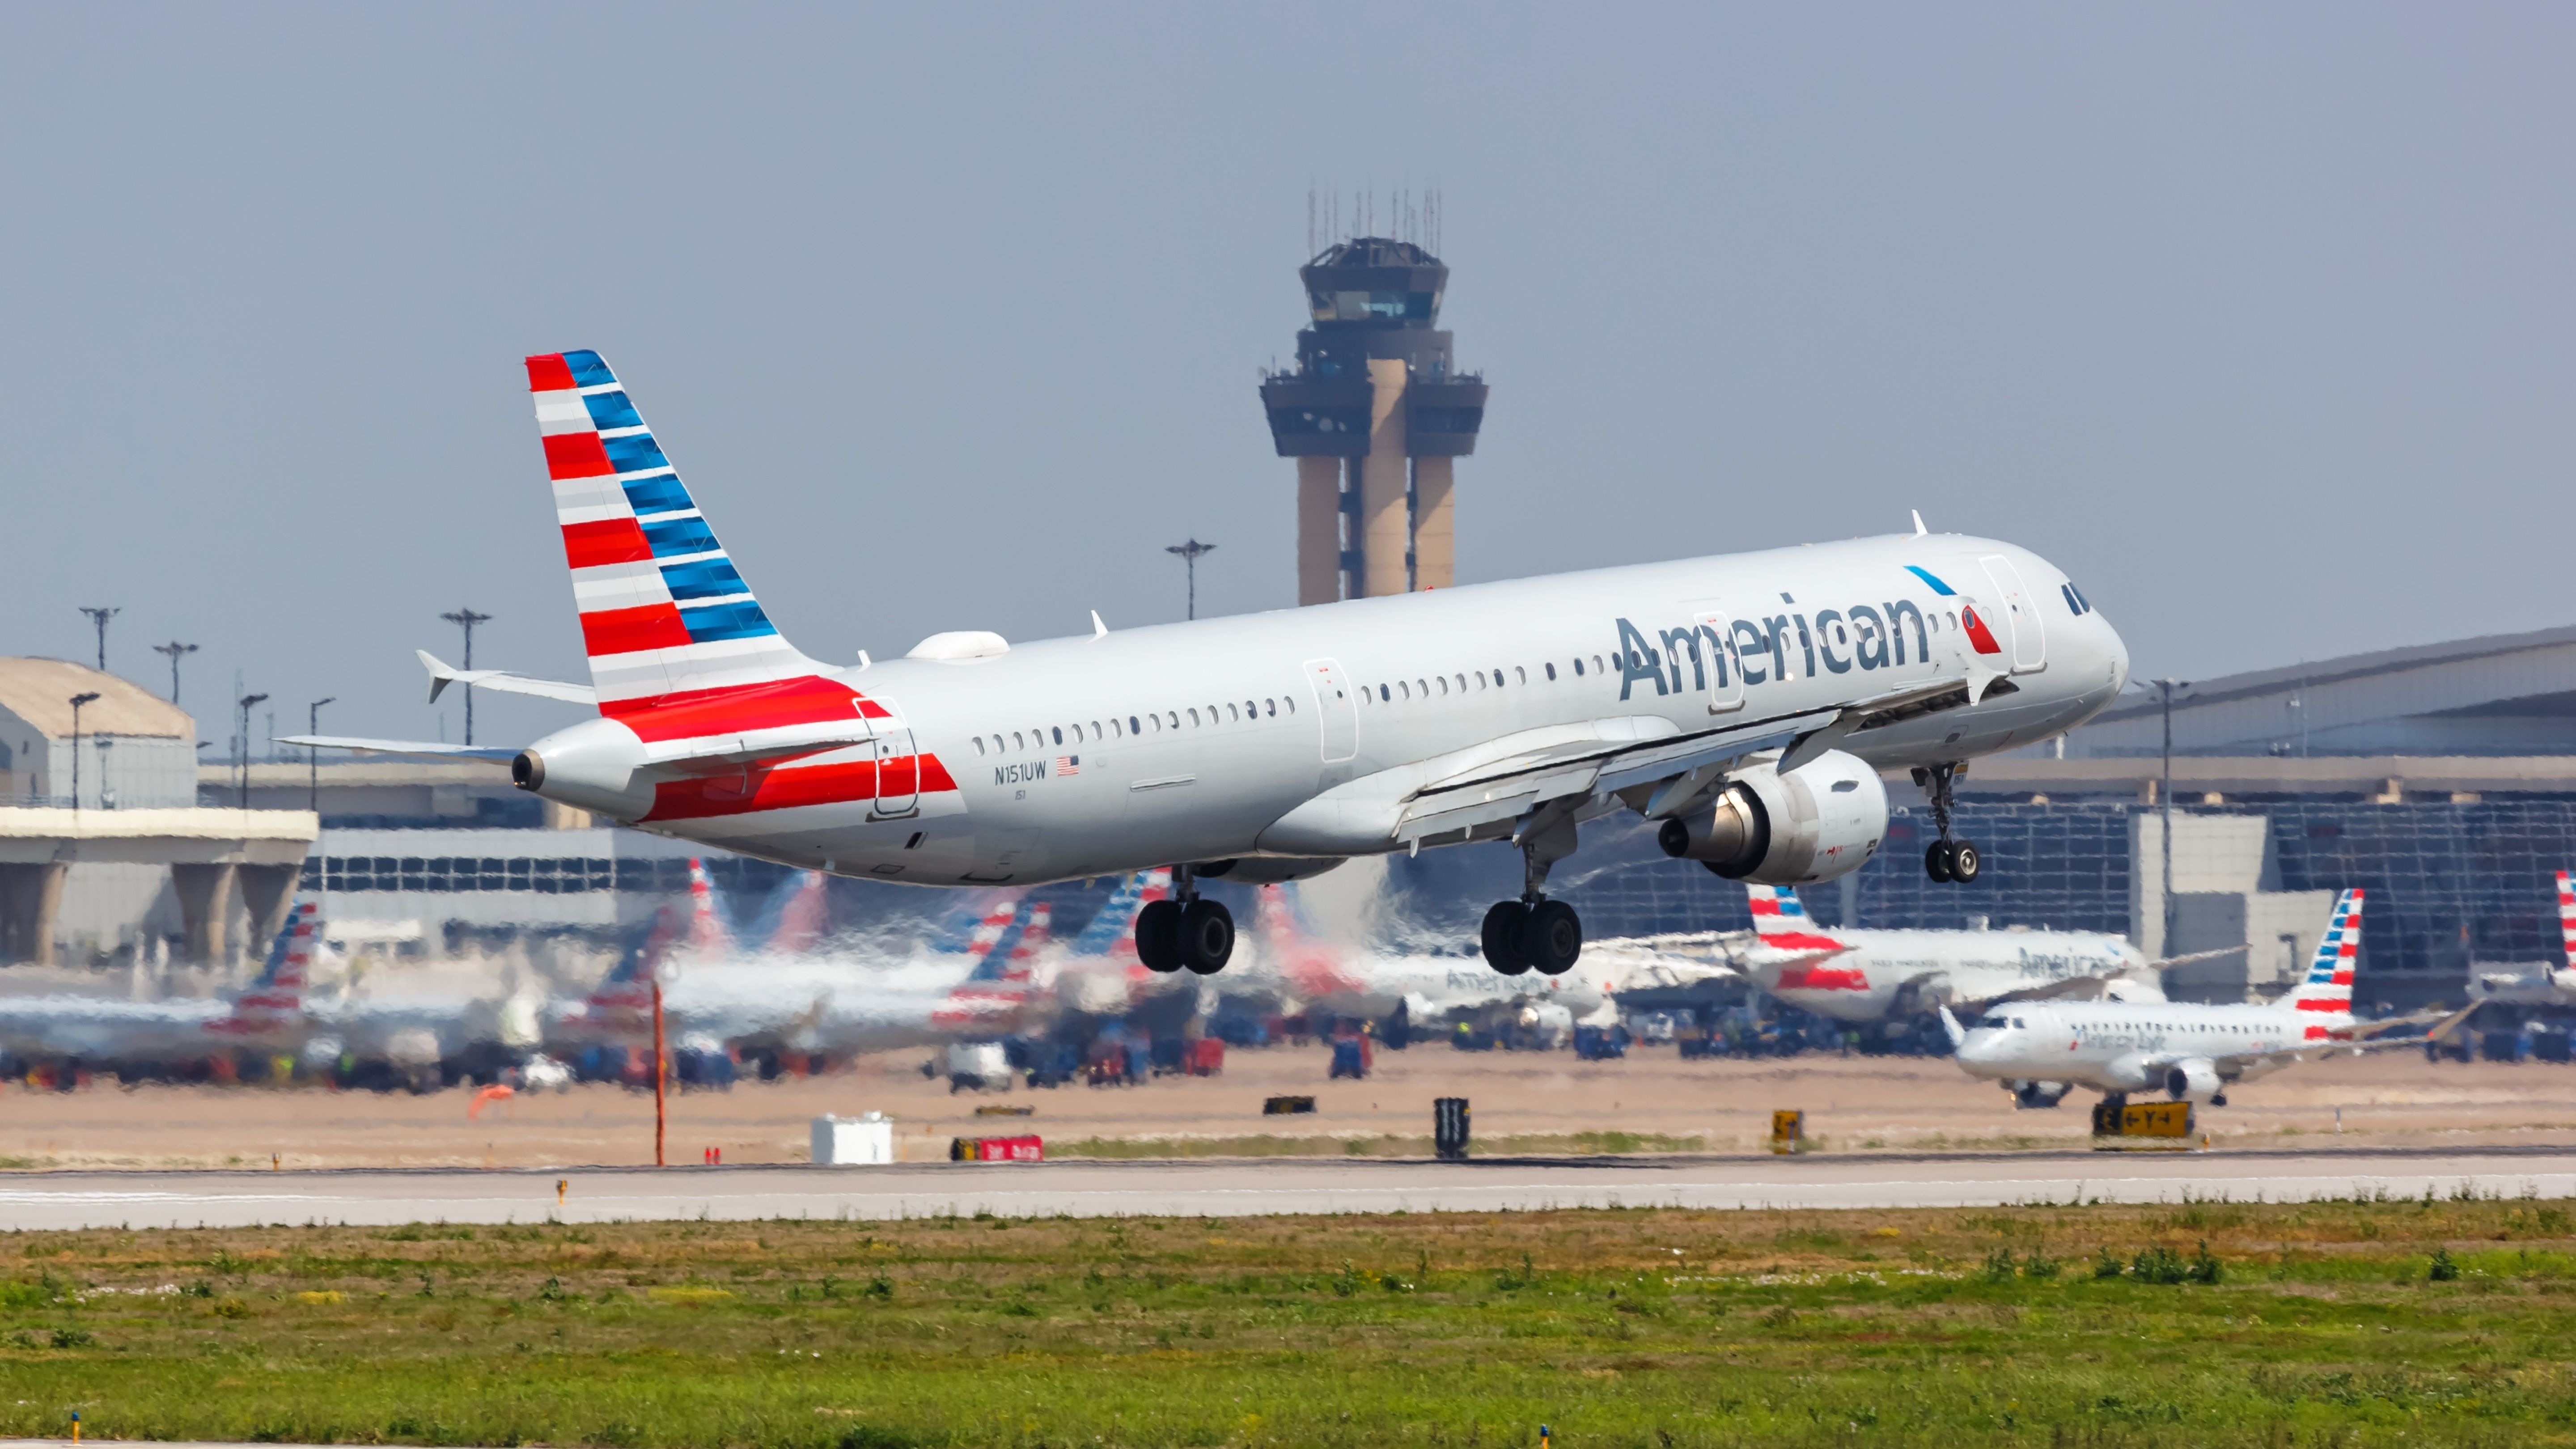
[
  {"xmin": 1743, "ymin": 884, "xmax": 1847, "ymax": 953},
  {"xmin": 210, "ymin": 900, "xmax": 319, "ymax": 1038},
  {"xmin": 2559, "ymin": 870, "xmax": 2574, "ymax": 970},
  {"xmin": 2287, "ymin": 887, "xmax": 2363, "ymax": 1032},
  {"xmin": 528, "ymin": 350, "xmax": 824, "ymax": 708}
]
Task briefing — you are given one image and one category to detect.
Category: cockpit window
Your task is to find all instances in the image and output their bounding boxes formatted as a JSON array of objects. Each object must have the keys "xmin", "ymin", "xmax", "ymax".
[
  {"xmin": 2061, "ymin": 582, "xmax": 2094, "ymax": 616},
  {"xmin": 1977, "ymin": 1013, "xmax": 2009, "ymax": 1030}
]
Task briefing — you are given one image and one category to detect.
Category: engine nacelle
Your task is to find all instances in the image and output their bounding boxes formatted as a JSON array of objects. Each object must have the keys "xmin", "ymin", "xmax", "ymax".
[
  {"xmin": 1655, "ymin": 748, "xmax": 1888, "ymax": 886},
  {"xmin": 2163, "ymin": 1058, "xmax": 2224, "ymax": 1104},
  {"xmin": 513, "ymin": 716, "xmax": 655, "ymax": 820}
]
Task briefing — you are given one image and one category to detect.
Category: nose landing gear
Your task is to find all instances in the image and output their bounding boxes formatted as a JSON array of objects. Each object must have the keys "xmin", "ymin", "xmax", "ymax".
[
  {"xmin": 1135, "ymin": 864, "xmax": 1235, "ymax": 975},
  {"xmin": 1912, "ymin": 763, "xmax": 1981, "ymax": 884},
  {"xmin": 1480, "ymin": 817, "xmax": 1584, "ymax": 977}
]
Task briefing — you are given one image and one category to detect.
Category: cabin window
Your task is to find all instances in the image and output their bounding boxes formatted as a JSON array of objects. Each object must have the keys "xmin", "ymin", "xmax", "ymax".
[
  {"xmin": 1187, "ymin": 708, "xmax": 1200, "ymax": 726},
  {"xmin": 1012, "ymin": 731, "xmax": 1025, "ymax": 750},
  {"xmin": 1245, "ymin": 699, "xmax": 1256, "ymax": 718},
  {"xmin": 1453, "ymin": 673, "xmax": 1465, "ymax": 692},
  {"xmin": 1397, "ymin": 682, "xmax": 1410, "ymax": 700},
  {"xmin": 1090, "ymin": 721, "xmax": 1102, "ymax": 739},
  {"xmin": 972, "ymin": 737, "xmax": 986, "ymax": 755},
  {"xmin": 1166, "ymin": 711, "xmax": 1178, "ymax": 729},
  {"xmin": 1436, "ymin": 676, "xmax": 1449, "ymax": 696},
  {"xmin": 1416, "ymin": 678, "xmax": 1428, "ymax": 696},
  {"xmin": 1263, "ymin": 698, "xmax": 1275, "ymax": 716},
  {"xmin": 1571, "ymin": 659, "xmax": 1583, "ymax": 677},
  {"xmin": 1593, "ymin": 654, "xmax": 1606, "ymax": 674},
  {"xmin": 1052, "ymin": 726, "xmax": 1063, "ymax": 746},
  {"xmin": 1379, "ymin": 684, "xmax": 1390, "ymax": 701},
  {"xmin": 1283, "ymin": 697, "xmax": 1295, "ymax": 714},
  {"xmin": 1226, "ymin": 703, "xmax": 1240, "ymax": 722},
  {"xmin": 1544, "ymin": 663, "xmax": 1556, "ymax": 681},
  {"xmin": 1518, "ymin": 666, "xmax": 1529, "ymax": 684}
]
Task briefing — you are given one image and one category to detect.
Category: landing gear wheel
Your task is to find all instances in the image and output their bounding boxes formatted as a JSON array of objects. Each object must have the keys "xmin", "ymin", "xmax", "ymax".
[
  {"xmin": 1525, "ymin": 900, "xmax": 1583, "ymax": 976},
  {"xmin": 1176, "ymin": 899, "xmax": 1235, "ymax": 974},
  {"xmin": 1481, "ymin": 901, "xmax": 1532, "ymax": 975},
  {"xmin": 1135, "ymin": 899, "xmax": 1183, "ymax": 973},
  {"xmin": 1947, "ymin": 840, "xmax": 1981, "ymax": 883},
  {"xmin": 1924, "ymin": 842, "xmax": 1953, "ymax": 883}
]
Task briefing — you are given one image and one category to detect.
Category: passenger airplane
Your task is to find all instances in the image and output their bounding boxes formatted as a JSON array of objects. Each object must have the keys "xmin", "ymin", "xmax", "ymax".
[
  {"xmin": 0, "ymin": 904, "xmax": 320, "ymax": 1073},
  {"xmin": 2466, "ymin": 871, "xmax": 2576, "ymax": 1009},
  {"xmin": 295, "ymin": 350, "xmax": 2131, "ymax": 979},
  {"xmin": 1945, "ymin": 890, "xmax": 2450, "ymax": 1108},
  {"xmin": 1736, "ymin": 883, "xmax": 2220, "ymax": 1026}
]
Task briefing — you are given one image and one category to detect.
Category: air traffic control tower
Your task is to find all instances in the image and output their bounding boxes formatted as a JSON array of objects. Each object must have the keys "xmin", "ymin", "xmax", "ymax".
[{"xmin": 1259, "ymin": 238, "xmax": 1487, "ymax": 604}]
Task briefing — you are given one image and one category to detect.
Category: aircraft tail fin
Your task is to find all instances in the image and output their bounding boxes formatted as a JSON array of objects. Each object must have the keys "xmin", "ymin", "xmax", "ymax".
[
  {"xmin": 527, "ymin": 350, "xmax": 842, "ymax": 711},
  {"xmin": 2559, "ymin": 869, "xmax": 2573, "ymax": 971},
  {"xmin": 1067, "ymin": 869, "xmax": 1173, "ymax": 966},
  {"xmin": 212, "ymin": 900, "xmax": 321, "ymax": 1036},
  {"xmin": 996, "ymin": 903, "xmax": 1054, "ymax": 983},
  {"xmin": 1743, "ymin": 884, "xmax": 1847, "ymax": 952},
  {"xmin": 742, "ymin": 870, "xmax": 829, "ymax": 955},
  {"xmin": 2284, "ymin": 887, "xmax": 2363, "ymax": 1033},
  {"xmin": 681, "ymin": 858, "xmax": 734, "ymax": 959}
]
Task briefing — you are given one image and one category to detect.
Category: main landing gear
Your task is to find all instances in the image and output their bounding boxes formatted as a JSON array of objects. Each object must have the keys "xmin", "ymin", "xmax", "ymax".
[
  {"xmin": 1480, "ymin": 818, "xmax": 1584, "ymax": 978},
  {"xmin": 1912, "ymin": 763, "xmax": 1982, "ymax": 884},
  {"xmin": 1135, "ymin": 864, "xmax": 1234, "ymax": 975}
]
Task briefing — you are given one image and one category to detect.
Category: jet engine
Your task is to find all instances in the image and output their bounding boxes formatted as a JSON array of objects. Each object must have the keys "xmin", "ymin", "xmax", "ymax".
[
  {"xmin": 1196, "ymin": 857, "xmax": 1347, "ymax": 884},
  {"xmin": 2163, "ymin": 1058, "xmax": 2224, "ymax": 1104},
  {"xmin": 1655, "ymin": 749, "xmax": 1888, "ymax": 886}
]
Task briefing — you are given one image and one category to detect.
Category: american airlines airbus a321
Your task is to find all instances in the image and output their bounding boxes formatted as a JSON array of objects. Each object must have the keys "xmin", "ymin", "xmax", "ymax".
[{"xmin": 296, "ymin": 350, "xmax": 2131, "ymax": 979}]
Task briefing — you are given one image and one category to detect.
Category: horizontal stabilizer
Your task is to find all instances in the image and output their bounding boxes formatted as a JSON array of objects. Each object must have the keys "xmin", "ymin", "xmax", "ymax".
[
  {"xmin": 277, "ymin": 734, "xmax": 523, "ymax": 763},
  {"xmin": 417, "ymin": 650, "xmax": 597, "ymax": 707}
]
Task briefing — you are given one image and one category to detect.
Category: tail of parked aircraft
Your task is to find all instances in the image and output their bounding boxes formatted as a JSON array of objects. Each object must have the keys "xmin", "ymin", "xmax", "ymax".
[
  {"xmin": 2559, "ymin": 870, "xmax": 2574, "ymax": 970},
  {"xmin": 742, "ymin": 870, "xmax": 830, "ymax": 955},
  {"xmin": 1742, "ymin": 884, "xmax": 1848, "ymax": 952},
  {"xmin": 209, "ymin": 901, "xmax": 320, "ymax": 1037},
  {"xmin": 2284, "ymin": 888, "xmax": 2363, "ymax": 1034},
  {"xmin": 1066, "ymin": 870, "xmax": 1173, "ymax": 966},
  {"xmin": 681, "ymin": 859, "xmax": 734, "ymax": 959}
]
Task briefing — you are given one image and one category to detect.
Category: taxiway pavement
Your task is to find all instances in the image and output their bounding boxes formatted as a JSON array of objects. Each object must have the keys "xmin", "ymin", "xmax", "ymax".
[{"xmin": 4, "ymin": 1147, "xmax": 2573, "ymax": 1232}]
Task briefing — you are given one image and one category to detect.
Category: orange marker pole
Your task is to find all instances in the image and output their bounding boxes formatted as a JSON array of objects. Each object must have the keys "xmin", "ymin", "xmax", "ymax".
[
  {"xmin": 651, "ymin": 975, "xmax": 668, "ymax": 1168},
  {"xmin": 71, "ymin": 1412, "xmax": 79, "ymax": 1444}
]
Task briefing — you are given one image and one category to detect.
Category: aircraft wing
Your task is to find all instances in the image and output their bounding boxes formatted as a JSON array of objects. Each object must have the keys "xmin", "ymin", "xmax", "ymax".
[
  {"xmin": 1388, "ymin": 706, "xmax": 1843, "ymax": 847},
  {"xmin": 1972, "ymin": 966, "xmax": 2165, "ymax": 1010},
  {"xmin": 417, "ymin": 650, "xmax": 597, "ymax": 706},
  {"xmin": 278, "ymin": 735, "xmax": 524, "ymax": 762}
]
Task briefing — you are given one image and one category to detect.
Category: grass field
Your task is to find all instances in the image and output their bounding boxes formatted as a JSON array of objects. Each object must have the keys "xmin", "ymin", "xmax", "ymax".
[{"xmin": 4, "ymin": 1188, "xmax": 2576, "ymax": 1447}]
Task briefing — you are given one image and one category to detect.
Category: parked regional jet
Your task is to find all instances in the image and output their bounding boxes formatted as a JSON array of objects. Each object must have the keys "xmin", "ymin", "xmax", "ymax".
[
  {"xmin": 295, "ymin": 351, "xmax": 2130, "ymax": 981},
  {"xmin": 2466, "ymin": 871, "xmax": 2576, "ymax": 1009},
  {"xmin": 1945, "ymin": 890, "xmax": 2451, "ymax": 1108},
  {"xmin": 1736, "ymin": 884, "xmax": 2225, "ymax": 1027},
  {"xmin": 0, "ymin": 903, "xmax": 320, "ymax": 1073}
]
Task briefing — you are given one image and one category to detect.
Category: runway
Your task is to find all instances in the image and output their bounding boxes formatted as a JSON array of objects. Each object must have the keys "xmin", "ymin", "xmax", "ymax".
[{"xmin": 4, "ymin": 1147, "xmax": 2573, "ymax": 1231}]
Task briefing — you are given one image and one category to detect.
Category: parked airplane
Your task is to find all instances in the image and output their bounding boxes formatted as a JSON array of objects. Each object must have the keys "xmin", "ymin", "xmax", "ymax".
[
  {"xmin": 0, "ymin": 903, "xmax": 320, "ymax": 1074},
  {"xmin": 1945, "ymin": 890, "xmax": 2448, "ymax": 1108},
  {"xmin": 1736, "ymin": 883, "xmax": 2219, "ymax": 1027},
  {"xmin": 295, "ymin": 350, "xmax": 2130, "ymax": 980},
  {"xmin": 2466, "ymin": 871, "xmax": 2576, "ymax": 1009}
]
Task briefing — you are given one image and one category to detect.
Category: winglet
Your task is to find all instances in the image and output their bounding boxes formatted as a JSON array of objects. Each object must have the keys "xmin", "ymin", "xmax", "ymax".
[
  {"xmin": 1937, "ymin": 1004, "xmax": 1966, "ymax": 1048},
  {"xmin": 1911, "ymin": 509, "xmax": 1928, "ymax": 537},
  {"xmin": 1091, "ymin": 610, "xmax": 1109, "ymax": 640}
]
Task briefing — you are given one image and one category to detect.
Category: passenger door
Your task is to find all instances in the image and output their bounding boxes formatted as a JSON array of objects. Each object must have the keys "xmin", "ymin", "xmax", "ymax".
[
  {"xmin": 1977, "ymin": 555, "xmax": 2047, "ymax": 674},
  {"xmin": 1692, "ymin": 609, "xmax": 1745, "ymax": 713},
  {"xmin": 873, "ymin": 726, "xmax": 919, "ymax": 817},
  {"xmin": 1305, "ymin": 658, "xmax": 1358, "ymax": 763}
]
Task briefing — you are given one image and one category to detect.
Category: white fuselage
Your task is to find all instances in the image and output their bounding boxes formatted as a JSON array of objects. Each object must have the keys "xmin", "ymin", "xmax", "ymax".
[
  {"xmin": 548, "ymin": 533, "xmax": 2128, "ymax": 887},
  {"xmin": 1749, "ymin": 928, "xmax": 2156, "ymax": 1024},
  {"xmin": 1955, "ymin": 1000, "xmax": 2326, "ymax": 1095}
]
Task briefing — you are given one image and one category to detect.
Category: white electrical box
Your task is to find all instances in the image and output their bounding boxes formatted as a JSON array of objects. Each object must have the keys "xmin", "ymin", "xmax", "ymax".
[{"xmin": 811, "ymin": 1112, "xmax": 895, "ymax": 1165}]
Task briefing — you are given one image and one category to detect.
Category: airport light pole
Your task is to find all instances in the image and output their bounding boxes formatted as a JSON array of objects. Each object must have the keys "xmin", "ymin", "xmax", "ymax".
[
  {"xmin": 67, "ymin": 692, "xmax": 100, "ymax": 813},
  {"xmin": 440, "ymin": 609, "xmax": 493, "ymax": 746},
  {"xmin": 236, "ymin": 692, "xmax": 268, "ymax": 810},
  {"xmin": 77, "ymin": 607, "xmax": 119, "ymax": 674},
  {"xmin": 1165, "ymin": 539, "xmax": 1216, "ymax": 621},
  {"xmin": 2153, "ymin": 678, "xmax": 2189, "ymax": 958},
  {"xmin": 307, "ymin": 698, "xmax": 335, "ymax": 814},
  {"xmin": 152, "ymin": 640, "xmax": 198, "ymax": 704}
]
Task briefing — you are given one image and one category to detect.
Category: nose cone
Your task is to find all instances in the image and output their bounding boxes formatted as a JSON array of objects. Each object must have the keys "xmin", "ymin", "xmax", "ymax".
[
  {"xmin": 2099, "ymin": 612, "xmax": 2132, "ymax": 696},
  {"xmin": 1954, "ymin": 1029, "xmax": 2004, "ymax": 1072}
]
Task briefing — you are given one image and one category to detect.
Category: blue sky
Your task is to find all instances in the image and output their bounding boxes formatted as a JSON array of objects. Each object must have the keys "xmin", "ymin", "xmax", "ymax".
[{"xmin": 3, "ymin": 5, "xmax": 2567, "ymax": 743}]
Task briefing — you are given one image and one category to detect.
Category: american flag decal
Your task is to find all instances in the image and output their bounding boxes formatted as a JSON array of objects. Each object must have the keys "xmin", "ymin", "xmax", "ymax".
[{"xmin": 1055, "ymin": 755, "xmax": 1080, "ymax": 776}]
